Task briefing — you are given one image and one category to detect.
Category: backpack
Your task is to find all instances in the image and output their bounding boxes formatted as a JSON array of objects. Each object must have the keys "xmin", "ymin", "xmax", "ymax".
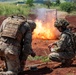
[
  {"xmin": 1, "ymin": 16, "xmax": 26, "ymax": 42},
  {"xmin": 72, "ymin": 33, "xmax": 76, "ymax": 54},
  {"xmin": 65, "ymin": 31, "xmax": 76, "ymax": 54}
]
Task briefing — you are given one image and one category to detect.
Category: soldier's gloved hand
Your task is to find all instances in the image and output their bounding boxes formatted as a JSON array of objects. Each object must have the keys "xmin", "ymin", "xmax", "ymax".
[
  {"xmin": 48, "ymin": 44, "xmax": 53, "ymax": 49},
  {"xmin": 31, "ymin": 52, "xmax": 36, "ymax": 57},
  {"xmin": 48, "ymin": 43, "xmax": 57, "ymax": 52}
]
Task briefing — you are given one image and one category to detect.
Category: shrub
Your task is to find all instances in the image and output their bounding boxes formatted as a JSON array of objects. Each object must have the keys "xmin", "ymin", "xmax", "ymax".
[
  {"xmin": 60, "ymin": 2, "xmax": 74, "ymax": 13},
  {"xmin": 72, "ymin": 3, "xmax": 76, "ymax": 11},
  {"xmin": 26, "ymin": 0, "xmax": 34, "ymax": 7},
  {"xmin": 56, "ymin": 0, "xmax": 60, "ymax": 5},
  {"xmin": 0, "ymin": 3, "xmax": 31, "ymax": 16}
]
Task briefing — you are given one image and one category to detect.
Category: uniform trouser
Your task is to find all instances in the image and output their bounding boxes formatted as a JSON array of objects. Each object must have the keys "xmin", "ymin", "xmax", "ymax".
[
  {"xmin": 48, "ymin": 52, "xmax": 75, "ymax": 62},
  {"xmin": 20, "ymin": 53, "xmax": 28, "ymax": 71},
  {"xmin": 0, "ymin": 39, "xmax": 20, "ymax": 74},
  {"xmin": 20, "ymin": 44, "xmax": 34, "ymax": 71}
]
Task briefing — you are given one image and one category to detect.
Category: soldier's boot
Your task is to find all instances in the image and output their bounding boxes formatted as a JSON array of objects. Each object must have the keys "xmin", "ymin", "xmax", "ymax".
[
  {"xmin": 61, "ymin": 59, "xmax": 73, "ymax": 67},
  {"xmin": 0, "ymin": 71, "xmax": 17, "ymax": 75},
  {"xmin": 20, "ymin": 60, "xmax": 26, "ymax": 72}
]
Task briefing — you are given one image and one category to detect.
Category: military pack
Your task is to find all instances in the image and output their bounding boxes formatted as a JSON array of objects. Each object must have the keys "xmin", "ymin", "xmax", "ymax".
[
  {"xmin": 65, "ymin": 31, "xmax": 76, "ymax": 54},
  {"xmin": 1, "ymin": 16, "xmax": 26, "ymax": 41}
]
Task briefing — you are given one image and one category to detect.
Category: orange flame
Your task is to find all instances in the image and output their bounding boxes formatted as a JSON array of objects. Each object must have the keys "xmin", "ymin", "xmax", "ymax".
[{"xmin": 33, "ymin": 18, "xmax": 59, "ymax": 40}]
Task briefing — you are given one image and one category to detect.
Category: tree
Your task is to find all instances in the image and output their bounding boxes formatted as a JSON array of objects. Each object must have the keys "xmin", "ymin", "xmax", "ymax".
[
  {"xmin": 26, "ymin": 0, "xmax": 34, "ymax": 7},
  {"xmin": 44, "ymin": 0, "xmax": 51, "ymax": 8},
  {"xmin": 56, "ymin": 0, "xmax": 60, "ymax": 5}
]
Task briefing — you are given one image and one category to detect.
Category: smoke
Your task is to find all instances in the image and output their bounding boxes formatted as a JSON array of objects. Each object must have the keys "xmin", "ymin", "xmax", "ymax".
[{"xmin": 31, "ymin": 8, "xmax": 57, "ymax": 22}]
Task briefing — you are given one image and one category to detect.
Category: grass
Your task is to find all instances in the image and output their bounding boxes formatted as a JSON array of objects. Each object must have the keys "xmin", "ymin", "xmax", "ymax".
[
  {"xmin": 69, "ymin": 11, "xmax": 76, "ymax": 16},
  {"xmin": 28, "ymin": 55, "xmax": 50, "ymax": 63},
  {"xmin": 0, "ymin": 3, "xmax": 31, "ymax": 16},
  {"xmin": 0, "ymin": 3, "xmax": 76, "ymax": 16},
  {"xmin": 66, "ymin": 73, "xmax": 75, "ymax": 75}
]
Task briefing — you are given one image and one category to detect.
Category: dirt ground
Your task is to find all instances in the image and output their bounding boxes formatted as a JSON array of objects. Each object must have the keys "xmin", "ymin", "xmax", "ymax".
[{"xmin": 0, "ymin": 15, "xmax": 76, "ymax": 75}]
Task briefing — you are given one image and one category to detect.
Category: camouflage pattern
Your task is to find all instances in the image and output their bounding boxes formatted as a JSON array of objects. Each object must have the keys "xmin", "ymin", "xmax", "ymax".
[
  {"xmin": 54, "ymin": 18, "xmax": 69, "ymax": 27},
  {"xmin": 19, "ymin": 20, "xmax": 36, "ymax": 71},
  {"xmin": 0, "ymin": 71, "xmax": 17, "ymax": 75},
  {"xmin": 1, "ymin": 16, "xmax": 26, "ymax": 43},
  {"xmin": 0, "ymin": 37, "xmax": 20, "ymax": 75},
  {"xmin": 48, "ymin": 27, "xmax": 75, "ymax": 63},
  {"xmin": 0, "ymin": 16, "xmax": 36, "ymax": 74},
  {"xmin": 20, "ymin": 20, "xmax": 36, "ymax": 60}
]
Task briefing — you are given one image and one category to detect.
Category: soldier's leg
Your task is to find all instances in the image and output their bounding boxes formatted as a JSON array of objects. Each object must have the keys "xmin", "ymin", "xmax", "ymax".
[
  {"xmin": 48, "ymin": 52, "xmax": 62, "ymax": 62},
  {"xmin": 48, "ymin": 52, "xmax": 74, "ymax": 66},
  {"xmin": 49, "ymin": 52, "xmax": 74, "ymax": 61},
  {"xmin": 4, "ymin": 45, "xmax": 20, "ymax": 75},
  {"xmin": 20, "ymin": 53, "xmax": 29, "ymax": 71}
]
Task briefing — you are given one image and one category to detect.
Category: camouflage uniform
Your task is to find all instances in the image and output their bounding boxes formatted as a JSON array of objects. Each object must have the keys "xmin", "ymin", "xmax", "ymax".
[
  {"xmin": 0, "ymin": 15, "xmax": 36, "ymax": 75},
  {"xmin": 48, "ymin": 18, "xmax": 75, "ymax": 65},
  {"xmin": 19, "ymin": 20, "xmax": 36, "ymax": 71}
]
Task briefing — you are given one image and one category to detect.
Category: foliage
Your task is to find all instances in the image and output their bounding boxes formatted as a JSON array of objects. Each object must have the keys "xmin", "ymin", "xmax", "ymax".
[
  {"xmin": 72, "ymin": 3, "xmax": 76, "ymax": 11},
  {"xmin": 60, "ymin": 2, "xmax": 75, "ymax": 13},
  {"xmin": 56, "ymin": 0, "xmax": 61, "ymax": 5},
  {"xmin": 28, "ymin": 56, "xmax": 50, "ymax": 63},
  {"xmin": 0, "ymin": 3, "xmax": 31, "ymax": 16},
  {"xmin": 0, "ymin": 2, "xmax": 75, "ymax": 16},
  {"xmin": 26, "ymin": 0, "xmax": 34, "ymax": 7}
]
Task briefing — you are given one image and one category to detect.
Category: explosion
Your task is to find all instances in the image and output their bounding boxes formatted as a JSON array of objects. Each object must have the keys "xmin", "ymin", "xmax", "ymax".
[
  {"xmin": 32, "ymin": 8, "xmax": 60, "ymax": 40},
  {"xmin": 33, "ymin": 18, "xmax": 57, "ymax": 40}
]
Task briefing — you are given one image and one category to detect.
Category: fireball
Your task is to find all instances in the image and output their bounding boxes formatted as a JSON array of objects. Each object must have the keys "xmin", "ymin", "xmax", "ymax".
[
  {"xmin": 33, "ymin": 18, "xmax": 59, "ymax": 40},
  {"xmin": 32, "ymin": 8, "xmax": 60, "ymax": 40}
]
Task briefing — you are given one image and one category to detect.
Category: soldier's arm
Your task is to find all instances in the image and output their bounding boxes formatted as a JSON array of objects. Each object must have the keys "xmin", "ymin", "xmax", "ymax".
[
  {"xmin": 54, "ymin": 33, "xmax": 68, "ymax": 52},
  {"xmin": 22, "ymin": 23, "xmax": 33, "ymax": 54}
]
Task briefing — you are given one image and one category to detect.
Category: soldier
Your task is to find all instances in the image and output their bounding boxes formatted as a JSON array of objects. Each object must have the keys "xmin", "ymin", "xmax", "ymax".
[
  {"xmin": 19, "ymin": 20, "xmax": 36, "ymax": 72},
  {"xmin": 48, "ymin": 18, "xmax": 75, "ymax": 66},
  {"xmin": 0, "ymin": 15, "xmax": 36, "ymax": 75}
]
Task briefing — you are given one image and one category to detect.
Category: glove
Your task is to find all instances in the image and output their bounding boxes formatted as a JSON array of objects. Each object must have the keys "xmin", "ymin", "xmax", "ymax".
[{"xmin": 48, "ymin": 43, "xmax": 57, "ymax": 52}]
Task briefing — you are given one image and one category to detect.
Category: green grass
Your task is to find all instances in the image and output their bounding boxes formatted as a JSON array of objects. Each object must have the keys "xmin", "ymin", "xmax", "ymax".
[
  {"xmin": 0, "ymin": 3, "xmax": 31, "ymax": 16},
  {"xmin": 28, "ymin": 56, "xmax": 50, "ymax": 63},
  {"xmin": 66, "ymin": 73, "xmax": 75, "ymax": 75}
]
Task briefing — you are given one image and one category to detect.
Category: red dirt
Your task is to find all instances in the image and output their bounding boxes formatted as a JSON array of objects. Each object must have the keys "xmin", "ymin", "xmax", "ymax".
[{"xmin": 0, "ymin": 15, "xmax": 76, "ymax": 75}]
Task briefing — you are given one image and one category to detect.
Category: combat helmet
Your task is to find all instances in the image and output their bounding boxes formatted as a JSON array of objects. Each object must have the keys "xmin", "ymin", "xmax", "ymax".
[
  {"xmin": 54, "ymin": 18, "xmax": 69, "ymax": 27},
  {"xmin": 27, "ymin": 20, "xmax": 36, "ymax": 32}
]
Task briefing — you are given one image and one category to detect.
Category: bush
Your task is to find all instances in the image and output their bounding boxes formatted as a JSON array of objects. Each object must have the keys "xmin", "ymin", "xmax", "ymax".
[
  {"xmin": 56, "ymin": 0, "xmax": 60, "ymax": 5},
  {"xmin": 72, "ymin": 3, "xmax": 76, "ymax": 11},
  {"xmin": 26, "ymin": 0, "xmax": 34, "ymax": 7},
  {"xmin": 60, "ymin": 2, "xmax": 74, "ymax": 13},
  {"xmin": 0, "ymin": 3, "xmax": 31, "ymax": 16}
]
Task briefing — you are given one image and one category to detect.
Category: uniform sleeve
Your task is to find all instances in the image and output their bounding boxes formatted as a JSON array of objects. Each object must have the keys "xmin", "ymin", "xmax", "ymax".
[
  {"xmin": 54, "ymin": 33, "xmax": 68, "ymax": 52},
  {"xmin": 22, "ymin": 23, "xmax": 33, "ymax": 54}
]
